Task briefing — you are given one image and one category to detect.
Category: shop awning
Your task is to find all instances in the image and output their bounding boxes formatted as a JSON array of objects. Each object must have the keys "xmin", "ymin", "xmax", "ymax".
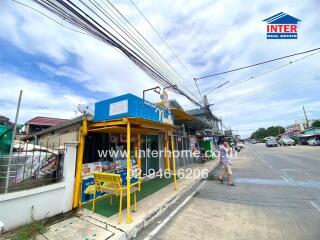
[
  {"xmin": 171, "ymin": 108, "xmax": 212, "ymax": 130},
  {"xmin": 171, "ymin": 108, "xmax": 194, "ymax": 121},
  {"xmin": 88, "ymin": 117, "xmax": 173, "ymax": 134},
  {"xmin": 297, "ymin": 127, "xmax": 320, "ymax": 138}
]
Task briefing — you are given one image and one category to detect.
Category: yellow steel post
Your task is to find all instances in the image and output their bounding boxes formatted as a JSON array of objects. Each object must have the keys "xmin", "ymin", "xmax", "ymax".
[
  {"xmin": 73, "ymin": 118, "xmax": 87, "ymax": 208},
  {"xmin": 165, "ymin": 132, "xmax": 170, "ymax": 170},
  {"xmin": 134, "ymin": 138, "xmax": 138, "ymax": 165},
  {"xmin": 134, "ymin": 134, "xmax": 142, "ymax": 191},
  {"xmin": 126, "ymin": 121, "xmax": 132, "ymax": 223},
  {"xmin": 138, "ymin": 134, "xmax": 142, "ymax": 191},
  {"xmin": 137, "ymin": 134, "xmax": 142, "ymax": 178},
  {"xmin": 170, "ymin": 130, "xmax": 177, "ymax": 191}
]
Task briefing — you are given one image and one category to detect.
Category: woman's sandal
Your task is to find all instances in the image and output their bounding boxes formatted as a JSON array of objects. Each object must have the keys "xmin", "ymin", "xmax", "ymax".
[
  {"xmin": 228, "ymin": 183, "xmax": 237, "ymax": 186},
  {"xmin": 218, "ymin": 177, "xmax": 223, "ymax": 184}
]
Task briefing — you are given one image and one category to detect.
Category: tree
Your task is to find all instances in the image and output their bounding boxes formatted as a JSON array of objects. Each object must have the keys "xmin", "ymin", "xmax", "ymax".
[
  {"xmin": 251, "ymin": 128, "xmax": 266, "ymax": 139},
  {"xmin": 250, "ymin": 125, "xmax": 285, "ymax": 140},
  {"xmin": 311, "ymin": 120, "xmax": 320, "ymax": 128}
]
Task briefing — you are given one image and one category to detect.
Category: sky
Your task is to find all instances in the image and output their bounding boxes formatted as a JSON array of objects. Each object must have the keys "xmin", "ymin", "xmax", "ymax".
[{"xmin": 0, "ymin": 0, "xmax": 320, "ymax": 138}]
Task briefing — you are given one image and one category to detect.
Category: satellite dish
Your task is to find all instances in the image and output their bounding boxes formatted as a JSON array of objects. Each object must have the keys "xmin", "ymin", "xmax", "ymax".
[{"xmin": 77, "ymin": 104, "xmax": 90, "ymax": 115}]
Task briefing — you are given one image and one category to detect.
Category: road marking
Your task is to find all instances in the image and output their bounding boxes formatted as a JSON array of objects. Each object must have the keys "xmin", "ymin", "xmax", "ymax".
[
  {"xmin": 281, "ymin": 172, "xmax": 294, "ymax": 182},
  {"xmin": 281, "ymin": 175, "xmax": 290, "ymax": 183},
  {"xmin": 310, "ymin": 201, "xmax": 320, "ymax": 213},
  {"xmin": 143, "ymin": 180, "xmax": 207, "ymax": 240},
  {"xmin": 235, "ymin": 178, "xmax": 320, "ymax": 188}
]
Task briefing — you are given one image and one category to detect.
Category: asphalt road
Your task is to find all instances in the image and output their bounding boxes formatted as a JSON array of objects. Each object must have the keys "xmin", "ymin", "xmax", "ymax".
[{"xmin": 137, "ymin": 143, "xmax": 320, "ymax": 240}]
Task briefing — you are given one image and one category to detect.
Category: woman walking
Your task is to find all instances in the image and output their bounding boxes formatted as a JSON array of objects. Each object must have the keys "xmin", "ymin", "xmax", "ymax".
[{"xmin": 218, "ymin": 139, "xmax": 236, "ymax": 186}]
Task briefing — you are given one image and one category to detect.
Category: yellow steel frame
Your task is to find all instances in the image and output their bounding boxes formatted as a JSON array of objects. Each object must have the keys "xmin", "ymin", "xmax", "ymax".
[
  {"xmin": 170, "ymin": 130, "xmax": 177, "ymax": 190},
  {"xmin": 73, "ymin": 118, "xmax": 87, "ymax": 208},
  {"xmin": 73, "ymin": 117, "xmax": 177, "ymax": 223},
  {"xmin": 165, "ymin": 132, "xmax": 170, "ymax": 170},
  {"xmin": 92, "ymin": 172, "xmax": 139, "ymax": 223}
]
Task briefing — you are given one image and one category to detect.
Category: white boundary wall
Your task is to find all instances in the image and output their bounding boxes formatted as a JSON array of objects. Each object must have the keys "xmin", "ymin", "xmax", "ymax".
[{"xmin": 0, "ymin": 142, "xmax": 78, "ymax": 232}]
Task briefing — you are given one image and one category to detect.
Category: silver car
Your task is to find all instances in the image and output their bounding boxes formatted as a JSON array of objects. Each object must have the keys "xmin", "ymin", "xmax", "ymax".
[
  {"xmin": 278, "ymin": 137, "xmax": 296, "ymax": 146},
  {"xmin": 266, "ymin": 139, "xmax": 278, "ymax": 147},
  {"xmin": 307, "ymin": 138, "xmax": 320, "ymax": 146}
]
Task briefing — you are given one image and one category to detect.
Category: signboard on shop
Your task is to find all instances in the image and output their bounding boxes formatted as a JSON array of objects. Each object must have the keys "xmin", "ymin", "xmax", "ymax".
[{"xmin": 94, "ymin": 93, "xmax": 174, "ymax": 125}]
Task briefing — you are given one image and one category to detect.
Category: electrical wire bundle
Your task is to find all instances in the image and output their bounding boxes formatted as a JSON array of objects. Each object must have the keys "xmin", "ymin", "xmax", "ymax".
[{"xmin": 23, "ymin": 0, "xmax": 202, "ymax": 106}]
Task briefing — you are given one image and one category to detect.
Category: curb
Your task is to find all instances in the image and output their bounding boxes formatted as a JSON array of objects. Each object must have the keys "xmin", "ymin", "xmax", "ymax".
[{"xmin": 124, "ymin": 160, "xmax": 220, "ymax": 239}]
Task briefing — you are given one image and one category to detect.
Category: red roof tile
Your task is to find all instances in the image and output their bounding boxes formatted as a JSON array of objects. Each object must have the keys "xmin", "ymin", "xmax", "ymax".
[{"xmin": 26, "ymin": 116, "xmax": 68, "ymax": 126}]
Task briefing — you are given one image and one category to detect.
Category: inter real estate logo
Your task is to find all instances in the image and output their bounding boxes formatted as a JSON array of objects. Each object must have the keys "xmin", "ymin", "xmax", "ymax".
[{"xmin": 263, "ymin": 12, "xmax": 301, "ymax": 39}]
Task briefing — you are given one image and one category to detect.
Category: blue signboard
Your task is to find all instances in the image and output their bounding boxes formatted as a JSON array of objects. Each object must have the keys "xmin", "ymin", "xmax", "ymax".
[
  {"xmin": 94, "ymin": 93, "xmax": 174, "ymax": 125},
  {"xmin": 81, "ymin": 176, "xmax": 106, "ymax": 203}
]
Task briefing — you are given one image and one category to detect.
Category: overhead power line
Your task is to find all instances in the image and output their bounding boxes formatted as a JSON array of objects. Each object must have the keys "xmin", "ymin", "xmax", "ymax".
[
  {"xmin": 128, "ymin": 1, "xmax": 196, "ymax": 83},
  {"xmin": 14, "ymin": 0, "xmax": 201, "ymax": 106},
  {"xmin": 206, "ymin": 80, "xmax": 229, "ymax": 96},
  {"xmin": 206, "ymin": 50, "xmax": 320, "ymax": 96},
  {"xmin": 195, "ymin": 47, "xmax": 320, "ymax": 80},
  {"xmin": 12, "ymin": 0, "xmax": 89, "ymax": 35},
  {"xmin": 213, "ymin": 79, "xmax": 320, "ymax": 107},
  {"xmin": 106, "ymin": 0, "xmax": 200, "ymax": 101},
  {"xmin": 129, "ymin": 0, "xmax": 201, "ymax": 99}
]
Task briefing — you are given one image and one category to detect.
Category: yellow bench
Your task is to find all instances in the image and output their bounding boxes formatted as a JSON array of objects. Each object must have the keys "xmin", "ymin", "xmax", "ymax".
[{"xmin": 92, "ymin": 172, "xmax": 140, "ymax": 223}]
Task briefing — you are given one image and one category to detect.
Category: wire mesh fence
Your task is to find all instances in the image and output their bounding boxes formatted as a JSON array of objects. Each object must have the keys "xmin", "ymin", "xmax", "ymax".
[{"xmin": 0, "ymin": 138, "xmax": 65, "ymax": 194}]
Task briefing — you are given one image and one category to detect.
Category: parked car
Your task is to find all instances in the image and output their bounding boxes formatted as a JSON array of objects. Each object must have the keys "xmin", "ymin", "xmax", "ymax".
[
  {"xmin": 307, "ymin": 138, "xmax": 320, "ymax": 146},
  {"xmin": 265, "ymin": 139, "xmax": 278, "ymax": 147},
  {"xmin": 250, "ymin": 139, "xmax": 257, "ymax": 144},
  {"xmin": 237, "ymin": 142, "xmax": 245, "ymax": 149},
  {"xmin": 278, "ymin": 137, "xmax": 296, "ymax": 146}
]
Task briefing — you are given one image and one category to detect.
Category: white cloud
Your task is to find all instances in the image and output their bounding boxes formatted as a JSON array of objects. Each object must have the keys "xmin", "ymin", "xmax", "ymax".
[
  {"xmin": 0, "ymin": 72, "xmax": 95, "ymax": 122},
  {"xmin": 0, "ymin": 0, "xmax": 319, "ymax": 138}
]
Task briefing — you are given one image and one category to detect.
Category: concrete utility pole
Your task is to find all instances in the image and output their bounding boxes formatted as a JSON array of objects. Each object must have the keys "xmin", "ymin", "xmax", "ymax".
[
  {"xmin": 220, "ymin": 116, "xmax": 223, "ymax": 134},
  {"xmin": 303, "ymin": 106, "xmax": 310, "ymax": 128},
  {"xmin": 5, "ymin": 90, "xmax": 22, "ymax": 194}
]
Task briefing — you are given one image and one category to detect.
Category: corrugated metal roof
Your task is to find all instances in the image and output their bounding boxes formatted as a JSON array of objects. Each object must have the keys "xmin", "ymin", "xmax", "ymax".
[
  {"xmin": 297, "ymin": 127, "xmax": 320, "ymax": 138},
  {"xmin": 25, "ymin": 116, "xmax": 68, "ymax": 126},
  {"xmin": 187, "ymin": 108, "xmax": 206, "ymax": 116},
  {"xmin": 23, "ymin": 114, "xmax": 93, "ymax": 139},
  {"xmin": 187, "ymin": 108, "xmax": 220, "ymax": 121}
]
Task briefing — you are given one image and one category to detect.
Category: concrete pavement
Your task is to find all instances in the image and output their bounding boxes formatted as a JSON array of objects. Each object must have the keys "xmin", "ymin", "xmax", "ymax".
[
  {"xmin": 32, "ymin": 160, "xmax": 219, "ymax": 240},
  {"xmin": 138, "ymin": 144, "xmax": 320, "ymax": 240}
]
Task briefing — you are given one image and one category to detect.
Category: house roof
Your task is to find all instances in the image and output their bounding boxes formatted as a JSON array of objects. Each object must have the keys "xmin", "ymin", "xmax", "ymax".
[
  {"xmin": 0, "ymin": 115, "xmax": 13, "ymax": 126},
  {"xmin": 25, "ymin": 116, "xmax": 68, "ymax": 126},
  {"xmin": 24, "ymin": 114, "xmax": 93, "ymax": 139},
  {"xmin": 187, "ymin": 108, "xmax": 220, "ymax": 121},
  {"xmin": 263, "ymin": 12, "xmax": 301, "ymax": 24},
  {"xmin": 298, "ymin": 127, "xmax": 320, "ymax": 137},
  {"xmin": 182, "ymin": 117, "xmax": 212, "ymax": 130},
  {"xmin": 187, "ymin": 108, "xmax": 206, "ymax": 116}
]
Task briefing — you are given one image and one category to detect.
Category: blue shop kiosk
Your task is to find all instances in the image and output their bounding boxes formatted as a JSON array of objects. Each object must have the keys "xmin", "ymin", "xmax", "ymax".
[{"xmin": 73, "ymin": 94, "xmax": 177, "ymax": 224}]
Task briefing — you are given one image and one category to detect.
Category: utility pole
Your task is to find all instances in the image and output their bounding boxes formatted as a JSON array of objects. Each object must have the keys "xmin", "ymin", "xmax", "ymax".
[
  {"xmin": 303, "ymin": 106, "xmax": 310, "ymax": 128},
  {"xmin": 5, "ymin": 90, "xmax": 22, "ymax": 194},
  {"xmin": 220, "ymin": 116, "xmax": 223, "ymax": 135}
]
